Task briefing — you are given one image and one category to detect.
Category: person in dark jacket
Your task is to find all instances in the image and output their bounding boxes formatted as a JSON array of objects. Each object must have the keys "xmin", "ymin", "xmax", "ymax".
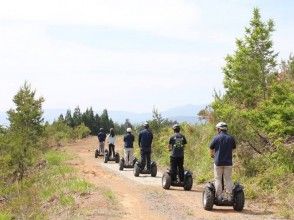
[
  {"xmin": 97, "ymin": 128, "xmax": 106, "ymax": 154},
  {"xmin": 138, "ymin": 122, "xmax": 153, "ymax": 171},
  {"xmin": 168, "ymin": 124, "xmax": 187, "ymax": 182},
  {"xmin": 210, "ymin": 122, "xmax": 236, "ymax": 200},
  {"xmin": 123, "ymin": 127, "xmax": 135, "ymax": 165}
]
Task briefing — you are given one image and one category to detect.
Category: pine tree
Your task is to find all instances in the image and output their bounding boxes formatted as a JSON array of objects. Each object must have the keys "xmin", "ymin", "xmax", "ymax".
[
  {"xmin": 223, "ymin": 8, "xmax": 278, "ymax": 108},
  {"xmin": 65, "ymin": 110, "xmax": 74, "ymax": 127},
  {"xmin": 72, "ymin": 106, "xmax": 82, "ymax": 127},
  {"xmin": 7, "ymin": 82, "xmax": 44, "ymax": 179}
]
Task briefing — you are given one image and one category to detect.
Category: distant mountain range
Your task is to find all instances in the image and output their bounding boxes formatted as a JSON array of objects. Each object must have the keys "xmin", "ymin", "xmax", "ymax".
[{"xmin": 0, "ymin": 104, "xmax": 205, "ymax": 126}]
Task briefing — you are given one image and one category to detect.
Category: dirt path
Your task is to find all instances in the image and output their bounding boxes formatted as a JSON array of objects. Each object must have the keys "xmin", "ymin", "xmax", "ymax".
[{"xmin": 64, "ymin": 136, "xmax": 279, "ymax": 220}]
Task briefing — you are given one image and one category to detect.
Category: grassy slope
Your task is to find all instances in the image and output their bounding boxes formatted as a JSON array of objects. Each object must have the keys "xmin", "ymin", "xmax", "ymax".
[{"xmin": 0, "ymin": 147, "xmax": 119, "ymax": 219}]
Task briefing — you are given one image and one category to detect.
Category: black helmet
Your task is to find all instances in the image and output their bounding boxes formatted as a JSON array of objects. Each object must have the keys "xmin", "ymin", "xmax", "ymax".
[{"xmin": 99, "ymin": 128, "xmax": 104, "ymax": 132}]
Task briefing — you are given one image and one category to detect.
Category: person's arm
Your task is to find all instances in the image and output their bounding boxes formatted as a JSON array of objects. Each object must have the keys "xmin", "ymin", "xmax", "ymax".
[
  {"xmin": 232, "ymin": 137, "xmax": 236, "ymax": 150},
  {"xmin": 183, "ymin": 135, "xmax": 187, "ymax": 146},
  {"xmin": 138, "ymin": 132, "xmax": 142, "ymax": 147},
  {"xmin": 209, "ymin": 137, "xmax": 216, "ymax": 158},
  {"xmin": 168, "ymin": 137, "xmax": 173, "ymax": 151}
]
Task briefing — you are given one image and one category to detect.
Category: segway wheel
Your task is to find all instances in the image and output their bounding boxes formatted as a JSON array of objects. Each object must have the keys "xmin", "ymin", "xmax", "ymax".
[
  {"xmin": 132, "ymin": 157, "xmax": 137, "ymax": 166},
  {"xmin": 95, "ymin": 149, "xmax": 99, "ymax": 158},
  {"xmin": 184, "ymin": 176, "xmax": 193, "ymax": 191},
  {"xmin": 233, "ymin": 190, "xmax": 245, "ymax": 211},
  {"xmin": 203, "ymin": 187, "xmax": 214, "ymax": 211},
  {"xmin": 151, "ymin": 163, "xmax": 157, "ymax": 177},
  {"xmin": 162, "ymin": 172, "xmax": 171, "ymax": 189},
  {"xmin": 134, "ymin": 163, "xmax": 140, "ymax": 177},
  {"xmin": 115, "ymin": 153, "xmax": 120, "ymax": 163},
  {"xmin": 119, "ymin": 158, "xmax": 124, "ymax": 171},
  {"xmin": 104, "ymin": 150, "xmax": 109, "ymax": 163}
]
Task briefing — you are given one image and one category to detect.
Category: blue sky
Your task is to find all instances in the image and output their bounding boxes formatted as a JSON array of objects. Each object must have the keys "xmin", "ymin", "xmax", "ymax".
[{"xmin": 0, "ymin": 0, "xmax": 293, "ymax": 113}]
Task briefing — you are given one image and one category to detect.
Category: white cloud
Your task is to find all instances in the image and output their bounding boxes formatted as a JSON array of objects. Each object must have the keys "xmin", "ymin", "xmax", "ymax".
[
  {"xmin": 0, "ymin": 23, "xmax": 222, "ymax": 112},
  {"xmin": 0, "ymin": 0, "xmax": 201, "ymax": 40}
]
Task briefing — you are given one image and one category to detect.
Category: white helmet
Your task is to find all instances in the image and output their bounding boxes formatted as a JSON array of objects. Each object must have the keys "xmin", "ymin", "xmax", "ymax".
[
  {"xmin": 127, "ymin": 127, "xmax": 132, "ymax": 132},
  {"xmin": 216, "ymin": 122, "xmax": 228, "ymax": 130}
]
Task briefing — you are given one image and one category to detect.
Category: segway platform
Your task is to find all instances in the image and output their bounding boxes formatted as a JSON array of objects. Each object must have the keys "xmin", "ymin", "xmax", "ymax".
[
  {"xmin": 133, "ymin": 161, "xmax": 157, "ymax": 177},
  {"xmin": 94, "ymin": 148, "xmax": 104, "ymax": 158},
  {"xmin": 104, "ymin": 150, "xmax": 120, "ymax": 163},
  {"xmin": 202, "ymin": 178, "xmax": 245, "ymax": 211},
  {"xmin": 162, "ymin": 169, "xmax": 193, "ymax": 191},
  {"xmin": 119, "ymin": 157, "xmax": 138, "ymax": 170}
]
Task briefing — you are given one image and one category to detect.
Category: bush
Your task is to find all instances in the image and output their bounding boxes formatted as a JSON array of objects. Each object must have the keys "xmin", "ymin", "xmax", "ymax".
[{"xmin": 74, "ymin": 123, "xmax": 91, "ymax": 139}]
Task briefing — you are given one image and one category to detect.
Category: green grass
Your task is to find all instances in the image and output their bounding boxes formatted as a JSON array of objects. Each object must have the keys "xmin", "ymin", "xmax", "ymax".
[
  {"xmin": 0, "ymin": 213, "xmax": 12, "ymax": 220},
  {"xmin": 66, "ymin": 178, "xmax": 93, "ymax": 194},
  {"xmin": 102, "ymin": 188, "xmax": 117, "ymax": 204},
  {"xmin": 0, "ymin": 149, "xmax": 94, "ymax": 219},
  {"xmin": 60, "ymin": 194, "xmax": 75, "ymax": 206}
]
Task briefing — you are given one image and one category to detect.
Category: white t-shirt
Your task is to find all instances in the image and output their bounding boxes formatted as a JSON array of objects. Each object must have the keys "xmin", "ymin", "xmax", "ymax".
[{"xmin": 107, "ymin": 134, "xmax": 116, "ymax": 145}]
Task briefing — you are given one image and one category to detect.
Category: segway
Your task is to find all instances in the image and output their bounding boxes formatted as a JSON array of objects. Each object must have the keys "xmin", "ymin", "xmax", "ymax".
[
  {"xmin": 202, "ymin": 175, "xmax": 245, "ymax": 211},
  {"xmin": 104, "ymin": 150, "xmax": 120, "ymax": 163},
  {"xmin": 119, "ymin": 157, "xmax": 138, "ymax": 171},
  {"xmin": 162, "ymin": 169, "xmax": 193, "ymax": 191},
  {"xmin": 133, "ymin": 161, "xmax": 157, "ymax": 177},
  {"xmin": 94, "ymin": 148, "xmax": 104, "ymax": 158}
]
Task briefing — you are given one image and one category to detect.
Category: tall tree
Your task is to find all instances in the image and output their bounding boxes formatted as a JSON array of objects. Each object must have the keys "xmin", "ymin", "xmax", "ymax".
[
  {"xmin": 7, "ymin": 82, "xmax": 44, "ymax": 179},
  {"xmin": 100, "ymin": 109, "xmax": 110, "ymax": 131},
  {"xmin": 65, "ymin": 110, "xmax": 74, "ymax": 127},
  {"xmin": 72, "ymin": 106, "xmax": 82, "ymax": 127},
  {"xmin": 223, "ymin": 8, "xmax": 278, "ymax": 108}
]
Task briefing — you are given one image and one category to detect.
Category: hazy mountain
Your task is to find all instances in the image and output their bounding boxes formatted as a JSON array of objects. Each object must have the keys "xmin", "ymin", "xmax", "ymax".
[{"xmin": 0, "ymin": 104, "xmax": 205, "ymax": 126}]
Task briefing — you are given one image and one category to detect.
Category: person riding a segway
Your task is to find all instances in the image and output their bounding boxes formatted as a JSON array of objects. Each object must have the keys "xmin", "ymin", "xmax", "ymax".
[
  {"xmin": 104, "ymin": 128, "xmax": 120, "ymax": 163},
  {"xmin": 162, "ymin": 124, "xmax": 193, "ymax": 190},
  {"xmin": 202, "ymin": 122, "xmax": 245, "ymax": 211},
  {"xmin": 133, "ymin": 122, "xmax": 157, "ymax": 177},
  {"xmin": 95, "ymin": 128, "xmax": 106, "ymax": 158},
  {"xmin": 119, "ymin": 128, "xmax": 137, "ymax": 170}
]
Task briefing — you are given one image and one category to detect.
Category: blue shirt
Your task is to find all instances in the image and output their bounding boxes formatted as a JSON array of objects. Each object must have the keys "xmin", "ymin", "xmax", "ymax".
[
  {"xmin": 210, "ymin": 131, "xmax": 236, "ymax": 166},
  {"xmin": 124, "ymin": 132, "xmax": 135, "ymax": 148},
  {"xmin": 138, "ymin": 128, "xmax": 153, "ymax": 151},
  {"xmin": 97, "ymin": 132, "xmax": 106, "ymax": 142}
]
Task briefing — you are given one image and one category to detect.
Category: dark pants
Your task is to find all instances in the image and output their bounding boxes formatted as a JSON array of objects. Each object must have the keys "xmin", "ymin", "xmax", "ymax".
[
  {"xmin": 170, "ymin": 156, "xmax": 184, "ymax": 182},
  {"xmin": 108, "ymin": 144, "xmax": 115, "ymax": 158},
  {"xmin": 140, "ymin": 150, "xmax": 151, "ymax": 170}
]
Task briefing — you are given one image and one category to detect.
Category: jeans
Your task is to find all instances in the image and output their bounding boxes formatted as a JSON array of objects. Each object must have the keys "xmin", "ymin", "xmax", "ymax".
[
  {"xmin": 170, "ymin": 156, "xmax": 184, "ymax": 182},
  {"xmin": 140, "ymin": 151, "xmax": 151, "ymax": 170},
  {"xmin": 108, "ymin": 144, "xmax": 115, "ymax": 158},
  {"xmin": 214, "ymin": 164, "xmax": 233, "ymax": 197},
  {"xmin": 124, "ymin": 148, "xmax": 134, "ymax": 166}
]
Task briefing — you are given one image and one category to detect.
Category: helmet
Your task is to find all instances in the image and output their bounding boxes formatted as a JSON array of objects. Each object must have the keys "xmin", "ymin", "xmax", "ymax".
[
  {"xmin": 144, "ymin": 122, "xmax": 149, "ymax": 128},
  {"xmin": 99, "ymin": 128, "xmax": 104, "ymax": 132},
  {"xmin": 216, "ymin": 122, "xmax": 228, "ymax": 130},
  {"xmin": 172, "ymin": 124, "xmax": 180, "ymax": 132},
  {"xmin": 110, "ymin": 128, "xmax": 114, "ymax": 132},
  {"xmin": 172, "ymin": 124, "xmax": 180, "ymax": 130},
  {"xmin": 127, "ymin": 128, "xmax": 132, "ymax": 132}
]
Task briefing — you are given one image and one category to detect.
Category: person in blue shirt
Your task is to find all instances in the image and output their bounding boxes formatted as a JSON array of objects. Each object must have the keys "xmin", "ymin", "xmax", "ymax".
[
  {"xmin": 123, "ymin": 127, "xmax": 135, "ymax": 166},
  {"xmin": 168, "ymin": 124, "xmax": 187, "ymax": 183},
  {"xmin": 138, "ymin": 122, "xmax": 153, "ymax": 171},
  {"xmin": 97, "ymin": 128, "xmax": 106, "ymax": 154},
  {"xmin": 210, "ymin": 122, "xmax": 236, "ymax": 200}
]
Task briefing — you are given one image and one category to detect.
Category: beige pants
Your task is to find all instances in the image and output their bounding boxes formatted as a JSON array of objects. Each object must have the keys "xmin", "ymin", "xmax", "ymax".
[
  {"xmin": 99, "ymin": 142, "xmax": 105, "ymax": 154},
  {"xmin": 124, "ymin": 148, "xmax": 134, "ymax": 166},
  {"xmin": 214, "ymin": 164, "xmax": 233, "ymax": 197}
]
